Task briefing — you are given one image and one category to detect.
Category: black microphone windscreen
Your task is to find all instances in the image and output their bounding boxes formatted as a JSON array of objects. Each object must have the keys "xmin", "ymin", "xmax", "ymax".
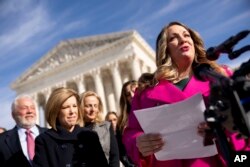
[{"xmin": 206, "ymin": 47, "xmax": 220, "ymax": 61}]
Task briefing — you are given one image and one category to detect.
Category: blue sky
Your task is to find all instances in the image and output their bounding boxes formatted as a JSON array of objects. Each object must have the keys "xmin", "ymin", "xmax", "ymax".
[{"xmin": 0, "ymin": 0, "xmax": 249, "ymax": 129}]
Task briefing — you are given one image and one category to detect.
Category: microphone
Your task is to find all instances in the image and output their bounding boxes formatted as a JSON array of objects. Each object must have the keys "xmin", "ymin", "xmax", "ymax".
[
  {"xmin": 206, "ymin": 30, "xmax": 250, "ymax": 60},
  {"xmin": 228, "ymin": 45, "xmax": 250, "ymax": 60},
  {"xmin": 232, "ymin": 59, "xmax": 250, "ymax": 79},
  {"xmin": 193, "ymin": 63, "xmax": 231, "ymax": 86}
]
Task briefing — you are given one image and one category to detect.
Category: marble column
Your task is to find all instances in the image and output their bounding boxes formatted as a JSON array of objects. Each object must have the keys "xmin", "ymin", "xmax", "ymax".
[
  {"xmin": 110, "ymin": 62, "xmax": 122, "ymax": 101},
  {"xmin": 92, "ymin": 69, "xmax": 107, "ymax": 114},
  {"xmin": 107, "ymin": 93, "xmax": 116, "ymax": 112},
  {"xmin": 141, "ymin": 61, "xmax": 148, "ymax": 74},
  {"xmin": 43, "ymin": 88, "xmax": 51, "ymax": 128},
  {"xmin": 130, "ymin": 55, "xmax": 141, "ymax": 80},
  {"xmin": 55, "ymin": 81, "xmax": 66, "ymax": 88},
  {"xmin": 74, "ymin": 75, "xmax": 86, "ymax": 94},
  {"xmin": 43, "ymin": 88, "xmax": 51, "ymax": 102},
  {"xmin": 32, "ymin": 94, "xmax": 40, "ymax": 125}
]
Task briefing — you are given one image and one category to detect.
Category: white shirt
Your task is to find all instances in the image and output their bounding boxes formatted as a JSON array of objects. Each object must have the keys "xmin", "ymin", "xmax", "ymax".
[{"xmin": 17, "ymin": 126, "xmax": 39, "ymax": 161}]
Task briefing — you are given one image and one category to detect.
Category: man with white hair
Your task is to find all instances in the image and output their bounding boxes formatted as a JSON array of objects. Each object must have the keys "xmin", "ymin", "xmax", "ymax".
[{"xmin": 0, "ymin": 95, "xmax": 47, "ymax": 167}]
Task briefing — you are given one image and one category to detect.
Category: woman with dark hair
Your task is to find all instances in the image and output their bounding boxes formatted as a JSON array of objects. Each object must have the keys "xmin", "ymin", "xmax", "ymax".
[
  {"xmin": 118, "ymin": 80, "xmax": 138, "ymax": 134},
  {"xmin": 105, "ymin": 111, "xmax": 118, "ymax": 134},
  {"xmin": 117, "ymin": 80, "xmax": 138, "ymax": 167}
]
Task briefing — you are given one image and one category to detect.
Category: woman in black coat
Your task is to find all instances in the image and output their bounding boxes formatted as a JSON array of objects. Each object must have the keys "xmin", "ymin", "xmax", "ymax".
[{"xmin": 33, "ymin": 88, "xmax": 108, "ymax": 167}]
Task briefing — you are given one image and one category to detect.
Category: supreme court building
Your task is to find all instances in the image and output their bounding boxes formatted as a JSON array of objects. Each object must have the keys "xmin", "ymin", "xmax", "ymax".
[{"xmin": 11, "ymin": 30, "xmax": 156, "ymax": 127}]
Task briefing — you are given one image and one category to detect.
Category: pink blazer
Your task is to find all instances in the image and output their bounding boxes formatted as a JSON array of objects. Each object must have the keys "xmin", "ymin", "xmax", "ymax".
[{"xmin": 123, "ymin": 75, "xmax": 250, "ymax": 167}]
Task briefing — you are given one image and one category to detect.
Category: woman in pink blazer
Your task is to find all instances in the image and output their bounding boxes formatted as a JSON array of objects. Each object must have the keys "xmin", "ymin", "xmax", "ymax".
[{"xmin": 123, "ymin": 21, "xmax": 250, "ymax": 167}]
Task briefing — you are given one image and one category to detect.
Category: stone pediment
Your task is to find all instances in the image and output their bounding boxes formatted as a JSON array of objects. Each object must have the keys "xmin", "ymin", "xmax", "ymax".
[{"xmin": 11, "ymin": 30, "xmax": 140, "ymax": 88}]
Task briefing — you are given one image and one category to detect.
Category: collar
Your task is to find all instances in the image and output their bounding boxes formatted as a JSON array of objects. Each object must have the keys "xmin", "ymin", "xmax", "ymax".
[{"xmin": 17, "ymin": 125, "xmax": 39, "ymax": 136}]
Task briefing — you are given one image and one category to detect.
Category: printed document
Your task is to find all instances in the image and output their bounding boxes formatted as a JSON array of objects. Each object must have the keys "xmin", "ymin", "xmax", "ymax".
[{"xmin": 134, "ymin": 93, "xmax": 218, "ymax": 160}]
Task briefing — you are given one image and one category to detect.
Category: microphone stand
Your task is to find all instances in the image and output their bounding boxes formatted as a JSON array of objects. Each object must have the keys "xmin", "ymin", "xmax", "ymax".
[
  {"xmin": 206, "ymin": 76, "xmax": 250, "ymax": 167},
  {"xmin": 202, "ymin": 30, "xmax": 250, "ymax": 166},
  {"xmin": 204, "ymin": 105, "xmax": 233, "ymax": 167},
  {"xmin": 194, "ymin": 62, "xmax": 250, "ymax": 166}
]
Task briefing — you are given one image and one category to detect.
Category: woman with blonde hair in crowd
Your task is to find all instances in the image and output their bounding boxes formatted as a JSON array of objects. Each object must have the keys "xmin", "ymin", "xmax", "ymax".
[
  {"xmin": 33, "ymin": 87, "xmax": 108, "ymax": 167},
  {"xmin": 80, "ymin": 91, "xmax": 120, "ymax": 167}
]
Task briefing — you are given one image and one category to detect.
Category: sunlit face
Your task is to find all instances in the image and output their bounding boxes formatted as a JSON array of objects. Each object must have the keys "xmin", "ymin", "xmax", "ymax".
[
  {"xmin": 58, "ymin": 96, "xmax": 78, "ymax": 132},
  {"xmin": 167, "ymin": 24, "xmax": 195, "ymax": 71},
  {"xmin": 83, "ymin": 96, "xmax": 99, "ymax": 123},
  {"xmin": 13, "ymin": 97, "xmax": 37, "ymax": 129},
  {"xmin": 125, "ymin": 84, "xmax": 137, "ymax": 105},
  {"xmin": 107, "ymin": 114, "xmax": 118, "ymax": 131}
]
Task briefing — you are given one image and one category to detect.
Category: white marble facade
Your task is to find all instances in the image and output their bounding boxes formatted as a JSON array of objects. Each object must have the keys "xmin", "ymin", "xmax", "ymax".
[{"xmin": 11, "ymin": 30, "xmax": 156, "ymax": 127}]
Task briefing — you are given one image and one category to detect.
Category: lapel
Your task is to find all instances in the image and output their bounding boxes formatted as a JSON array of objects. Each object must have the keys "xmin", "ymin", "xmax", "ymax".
[
  {"xmin": 146, "ymin": 76, "xmax": 210, "ymax": 104},
  {"xmin": 147, "ymin": 79, "xmax": 187, "ymax": 104},
  {"xmin": 183, "ymin": 76, "xmax": 210, "ymax": 97},
  {"xmin": 5, "ymin": 126, "xmax": 22, "ymax": 154}
]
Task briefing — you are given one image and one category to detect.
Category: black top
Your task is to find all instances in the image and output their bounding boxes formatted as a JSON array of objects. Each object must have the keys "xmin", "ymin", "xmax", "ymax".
[
  {"xmin": 116, "ymin": 129, "xmax": 136, "ymax": 167},
  {"xmin": 85, "ymin": 122, "xmax": 120, "ymax": 167},
  {"xmin": 174, "ymin": 77, "xmax": 190, "ymax": 90},
  {"xmin": 33, "ymin": 125, "xmax": 108, "ymax": 167}
]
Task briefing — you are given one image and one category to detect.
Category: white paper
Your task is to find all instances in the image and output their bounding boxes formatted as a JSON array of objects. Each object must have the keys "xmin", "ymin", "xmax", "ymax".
[{"xmin": 134, "ymin": 93, "xmax": 218, "ymax": 161}]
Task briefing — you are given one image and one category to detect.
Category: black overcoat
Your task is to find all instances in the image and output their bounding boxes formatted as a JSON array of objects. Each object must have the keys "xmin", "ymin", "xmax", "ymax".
[
  {"xmin": 0, "ymin": 125, "xmax": 47, "ymax": 167},
  {"xmin": 32, "ymin": 125, "xmax": 109, "ymax": 167}
]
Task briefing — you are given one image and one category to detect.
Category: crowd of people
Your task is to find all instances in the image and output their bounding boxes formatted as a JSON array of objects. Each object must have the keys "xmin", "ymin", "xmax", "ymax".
[{"xmin": 0, "ymin": 21, "xmax": 249, "ymax": 167}]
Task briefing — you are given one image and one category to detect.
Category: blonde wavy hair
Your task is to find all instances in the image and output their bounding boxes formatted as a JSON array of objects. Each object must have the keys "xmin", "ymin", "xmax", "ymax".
[
  {"xmin": 80, "ymin": 91, "xmax": 104, "ymax": 123},
  {"xmin": 155, "ymin": 21, "xmax": 226, "ymax": 83}
]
